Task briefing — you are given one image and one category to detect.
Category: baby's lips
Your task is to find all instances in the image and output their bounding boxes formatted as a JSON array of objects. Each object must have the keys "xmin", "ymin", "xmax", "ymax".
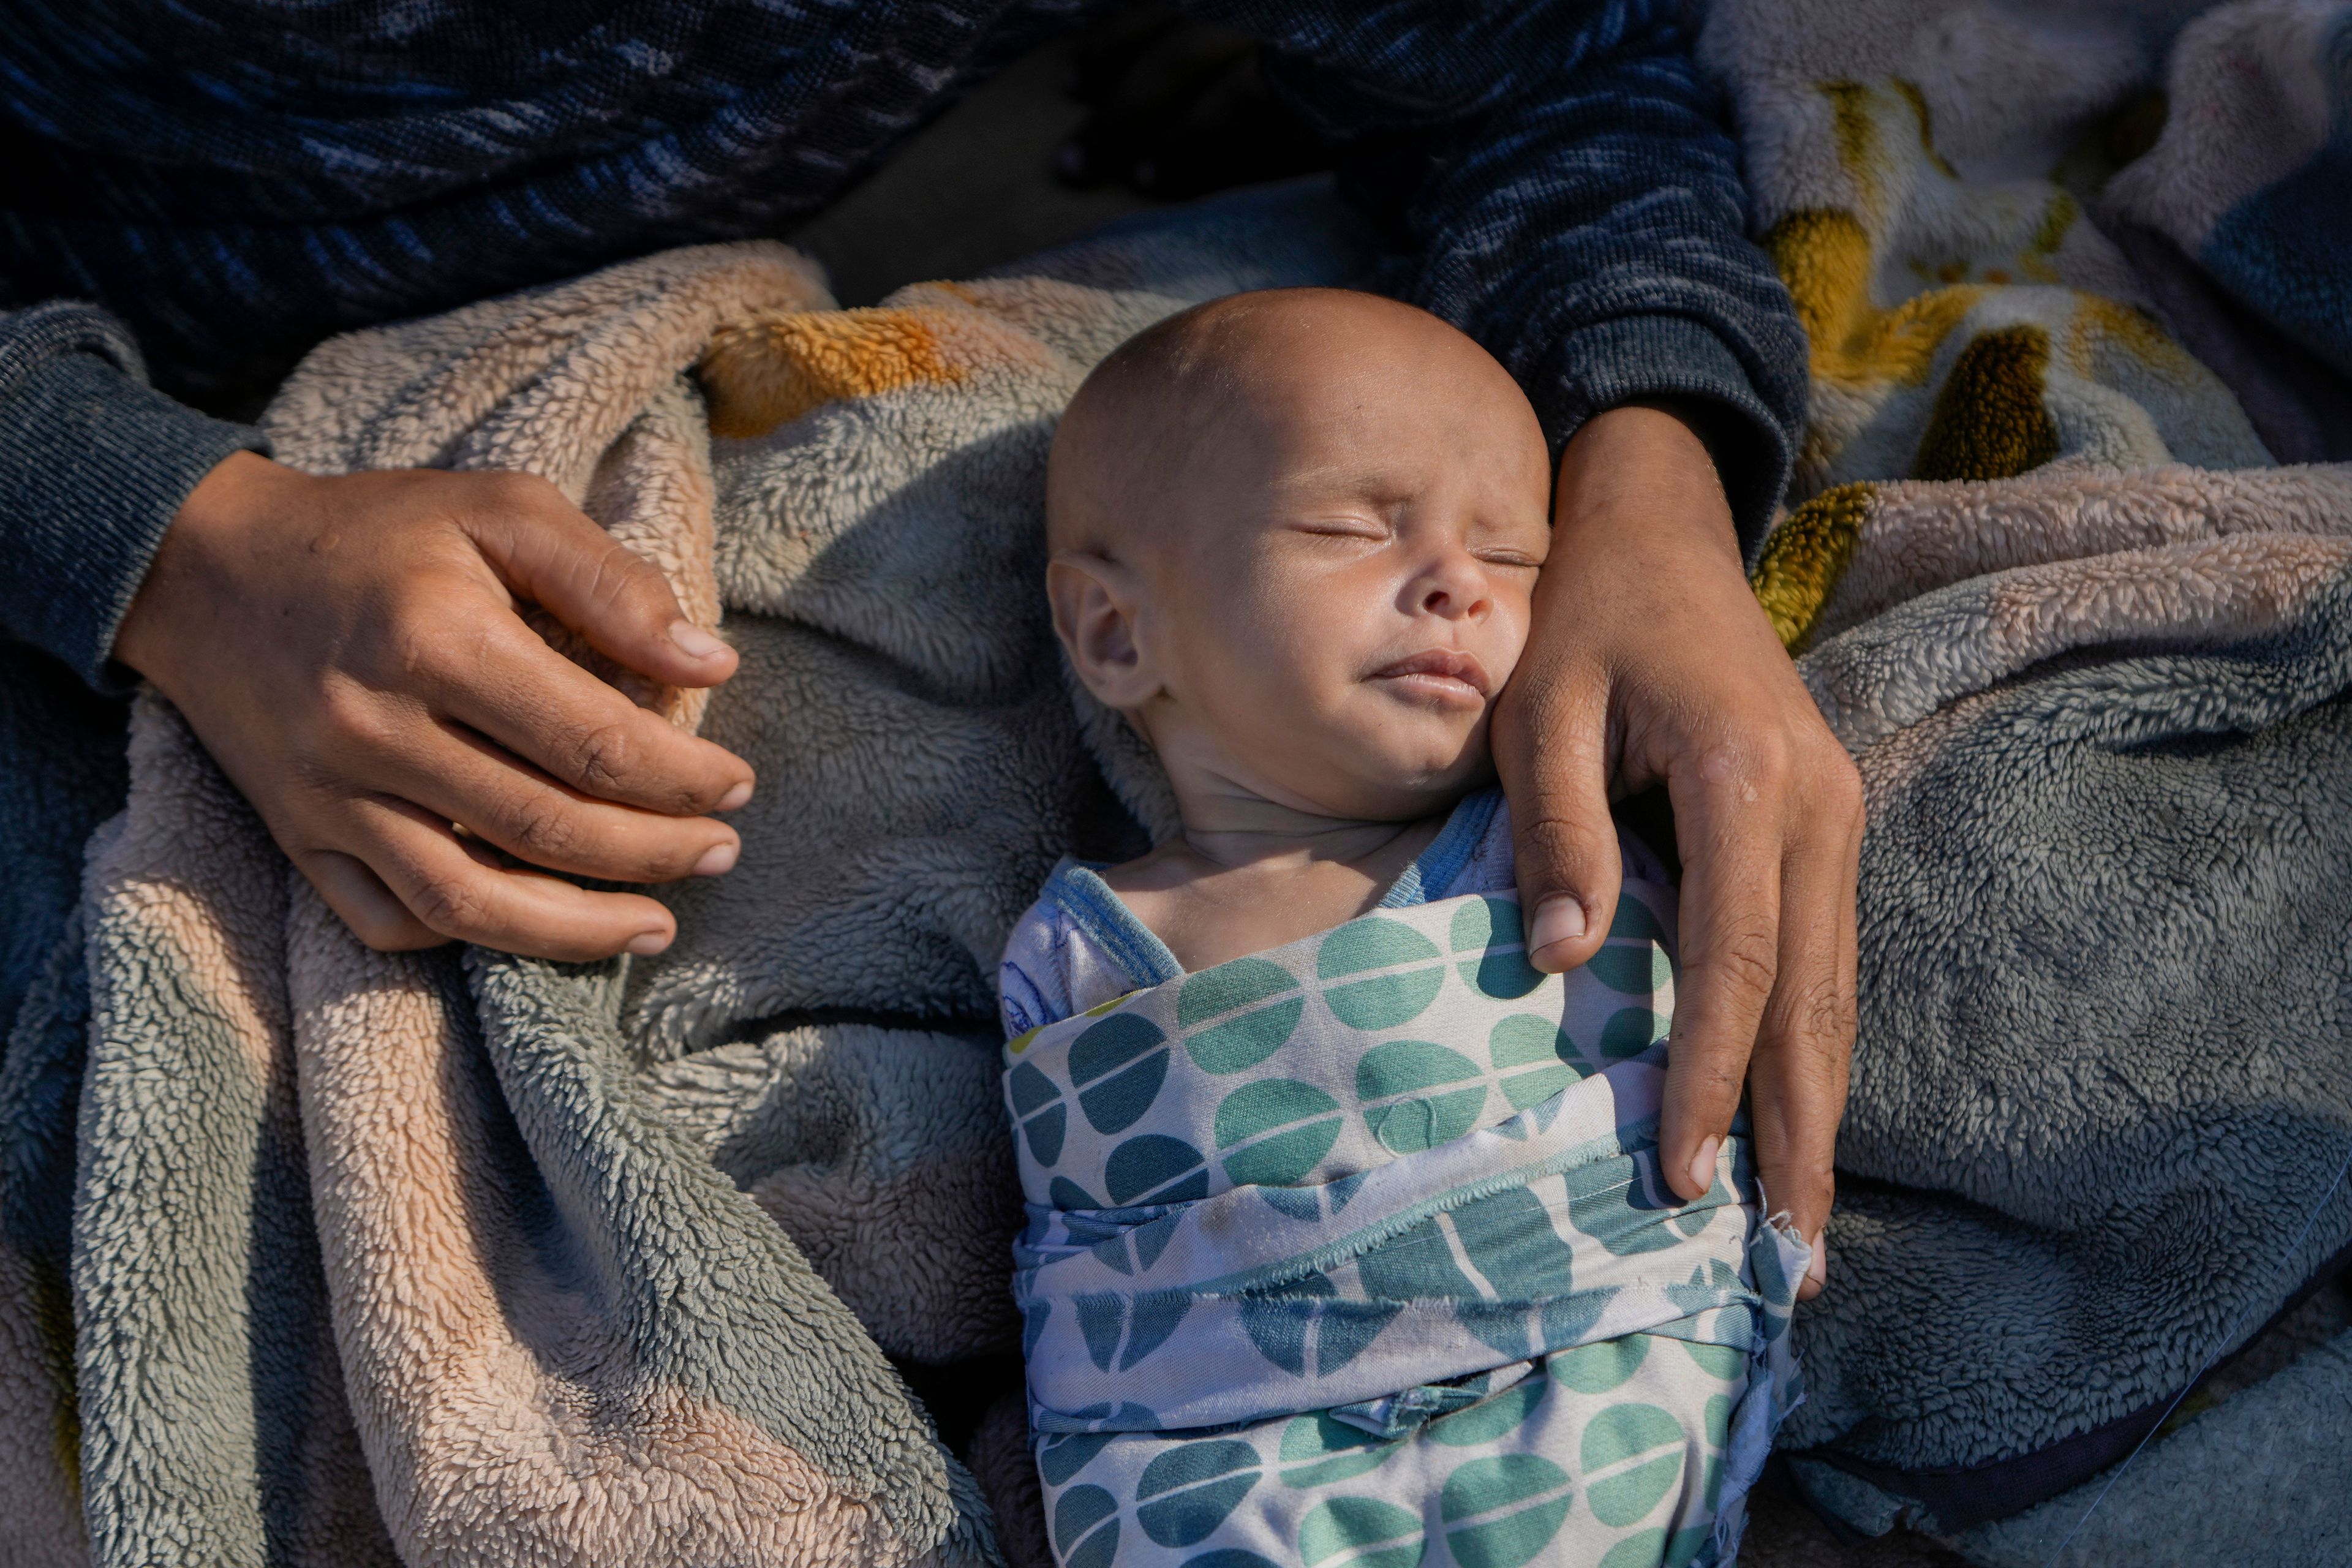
[{"xmin": 1368, "ymin": 646, "xmax": 1492, "ymax": 695}]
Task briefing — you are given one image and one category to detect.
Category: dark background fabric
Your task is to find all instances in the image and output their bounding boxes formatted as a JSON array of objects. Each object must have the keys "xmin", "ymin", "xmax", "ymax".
[
  {"xmin": 0, "ymin": 0, "xmax": 1806, "ymax": 688},
  {"xmin": 0, "ymin": 0, "xmax": 1804, "ymax": 434}
]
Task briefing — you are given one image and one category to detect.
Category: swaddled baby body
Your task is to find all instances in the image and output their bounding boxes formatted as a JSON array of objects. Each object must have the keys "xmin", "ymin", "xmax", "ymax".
[{"xmin": 998, "ymin": 290, "xmax": 1804, "ymax": 1568}]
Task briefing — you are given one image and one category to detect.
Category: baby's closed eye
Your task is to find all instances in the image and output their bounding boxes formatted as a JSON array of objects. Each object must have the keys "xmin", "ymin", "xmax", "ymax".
[{"xmin": 1285, "ymin": 515, "xmax": 1392, "ymax": 546}]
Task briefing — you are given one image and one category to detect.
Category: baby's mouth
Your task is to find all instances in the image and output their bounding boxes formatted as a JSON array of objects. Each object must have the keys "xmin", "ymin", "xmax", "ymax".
[{"xmin": 1368, "ymin": 647, "xmax": 1491, "ymax": 706}]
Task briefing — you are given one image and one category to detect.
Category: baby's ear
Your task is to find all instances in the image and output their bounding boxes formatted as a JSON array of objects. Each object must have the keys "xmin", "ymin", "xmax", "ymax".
[{"xmin": 1048, "ymin": 551, "xmax": 1157, "ymax": 710}]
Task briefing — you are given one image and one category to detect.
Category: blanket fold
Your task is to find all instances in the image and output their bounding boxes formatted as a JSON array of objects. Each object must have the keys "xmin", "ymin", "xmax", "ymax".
[{"xmin": 65, "ymin": 242, "xmax": 1004, "ymax": 1568}]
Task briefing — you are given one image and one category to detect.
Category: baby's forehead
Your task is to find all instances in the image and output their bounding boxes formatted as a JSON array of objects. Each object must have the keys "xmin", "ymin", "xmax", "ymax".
[
  {"xmin": 1049, "ymin": 288, "xmax": 1547, "ymax": 553},
  {"xmin": 1183, "ymin": 292, "xmax": 1478, "ymax": 390},
  {"xmin": 1167, "ymin": 303, "xmax": 1529, "ymax": 445}
]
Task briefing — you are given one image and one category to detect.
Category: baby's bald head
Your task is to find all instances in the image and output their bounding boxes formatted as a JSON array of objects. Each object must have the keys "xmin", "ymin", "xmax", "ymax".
[
  {"xmin": 1046, "ymin": 288, "xmax": 1540, "ymax": 562},
  {"xmin": 1039, "ymin": 285, "xmax": 1555, "ymax": 826}
]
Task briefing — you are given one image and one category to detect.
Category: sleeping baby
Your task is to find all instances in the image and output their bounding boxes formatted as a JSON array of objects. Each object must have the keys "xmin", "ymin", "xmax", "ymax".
[{"xmin": 998, "ymin": 289, "xmax": 1806, "ymax": 1568}]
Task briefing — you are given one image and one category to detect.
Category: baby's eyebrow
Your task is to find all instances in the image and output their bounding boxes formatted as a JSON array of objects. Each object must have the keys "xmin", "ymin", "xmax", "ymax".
[{"xmin": 1264, "ymin": 466, "xmax": 1411, "ymax": 507}]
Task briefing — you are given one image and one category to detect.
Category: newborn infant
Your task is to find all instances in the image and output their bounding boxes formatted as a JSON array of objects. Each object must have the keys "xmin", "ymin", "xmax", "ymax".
[{"xmin": 999, "ymin": 289, "xmax": 1804, "ymax": 1568}]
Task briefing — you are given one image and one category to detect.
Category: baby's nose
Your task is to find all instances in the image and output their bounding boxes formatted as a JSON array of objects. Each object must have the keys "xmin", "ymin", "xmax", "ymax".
[{"xmin": 1422, "ymin": 581, "xmax": 1487, "ymax": 617}]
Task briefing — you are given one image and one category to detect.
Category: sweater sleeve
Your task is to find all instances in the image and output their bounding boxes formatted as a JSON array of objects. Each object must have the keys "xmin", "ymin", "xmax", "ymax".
[
  {"xmin": 1186, "ymin": 0, "xmax": 1807, "ymax": 556},
  {"xmin": 0, "ymin": 303, "xmax": 268, "ymax": 688}
]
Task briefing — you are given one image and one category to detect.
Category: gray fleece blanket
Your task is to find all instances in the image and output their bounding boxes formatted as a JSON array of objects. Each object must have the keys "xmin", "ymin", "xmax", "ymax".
[
  {"xmin": 1702, "ymin": 1, "xmax": 2352, "ymax": 1559},
  {"xmin": 1760, "ymin": 466, "xmax": 2352, "ymax": 1562}
]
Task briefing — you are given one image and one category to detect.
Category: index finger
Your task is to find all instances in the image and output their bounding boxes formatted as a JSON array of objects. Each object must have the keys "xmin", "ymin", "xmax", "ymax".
[
  {"xmin": 464, "ymin": 473, "xmax": 741, "ymax": 692},
  {"xmin": 1659, "ymin": 744, "xmax": 1785, "ymax": 1204},
  {"xmin": 1490, "ymin": 655, "xmax": 1622, "ymax": 976},
  {"xmin": 433, "ymin": 614, "xmax": 755, "ymax": 817}
]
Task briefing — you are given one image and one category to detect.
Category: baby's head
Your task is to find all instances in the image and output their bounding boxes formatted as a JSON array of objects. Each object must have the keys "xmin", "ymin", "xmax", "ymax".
[{"xmin": 1046, "ymin": 288, "xmax": 1551, "ymax": 827}]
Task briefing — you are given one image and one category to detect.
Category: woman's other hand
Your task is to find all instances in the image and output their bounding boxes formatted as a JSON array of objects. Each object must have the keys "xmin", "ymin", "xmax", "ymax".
[
  {"xmin": 1494, "ymin": 403, "xmax": 1860, "ymax": 1300},
  {"xmin": 115, "ymin": 451, "xmax": 756, "ymax": 963}
]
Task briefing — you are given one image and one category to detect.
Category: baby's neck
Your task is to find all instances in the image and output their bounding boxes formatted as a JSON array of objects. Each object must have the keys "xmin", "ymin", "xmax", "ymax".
[{"xmin": 1099, "ymin": 796, "xmax": 1455, "ymax": 974}]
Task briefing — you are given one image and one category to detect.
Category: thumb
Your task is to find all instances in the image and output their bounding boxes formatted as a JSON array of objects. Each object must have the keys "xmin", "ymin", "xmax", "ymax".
[
  {"xmin": 1494, "ymin": 677, "xmax": 1622, "ymax": 974},
  {"xmin": 469, "ymin": 475, "xmax": 738, "ymax": 690}
]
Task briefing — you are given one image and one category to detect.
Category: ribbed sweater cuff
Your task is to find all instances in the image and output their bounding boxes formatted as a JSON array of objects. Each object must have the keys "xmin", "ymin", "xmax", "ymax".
[
  {"xmin": 1534, "ymin": 312, "xmax": 1796, "ymax": 566},
  {"xmin": 0, "ymin": 303, "xmax": 268, "ymax": 689}
]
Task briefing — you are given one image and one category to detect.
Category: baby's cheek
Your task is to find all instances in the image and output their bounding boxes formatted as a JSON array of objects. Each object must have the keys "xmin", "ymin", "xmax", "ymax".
[
  {"xmin": 1481, "ymin": 589, "xmax": 1537, "ymax": 684},
  {"xmin": 1225, "ymin": 579, "xmax": 1369, "ymax": 689}
]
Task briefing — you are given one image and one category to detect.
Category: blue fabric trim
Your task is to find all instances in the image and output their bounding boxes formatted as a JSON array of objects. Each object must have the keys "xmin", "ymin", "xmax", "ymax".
[
  {"xmin": 1042, "ymin": 859, "xmax": 1186, "ymax": 994},
  {"xmin": 1379, "ymin": 788, "xmax": 1501, "ymax": 909}
]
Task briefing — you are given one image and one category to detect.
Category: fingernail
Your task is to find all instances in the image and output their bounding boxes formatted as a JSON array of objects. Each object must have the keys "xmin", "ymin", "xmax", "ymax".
[
  {"xmin": 1686, "ymin": 1135, "xmax": 1721, "ymax": 1197},
  {"xmin": 625, "ymin": 930, "xmax": 671, "ymax": 956},
  {"xmin": 1528, "ymin": 896, "xmax": 1586, "ymax": 970},
  {"xmin": 716, "ymin": 780, "xmax": 753, "ymax": 812},
  {"xmin": 669, "ymin": 620, "xmax": 726, "ymax": 660},
  {"xmin": 1807, "ymin": 1232, "xmax": 1829, "ymax": 1289},
  {"xmin": 692, "ymin": 840, "xmax": 738, "ymax": 877}
]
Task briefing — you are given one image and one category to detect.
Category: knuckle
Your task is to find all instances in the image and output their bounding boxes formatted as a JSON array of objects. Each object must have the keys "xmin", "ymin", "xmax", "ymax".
[
  {"xmin": 1812, "ymin": 746, "xmax": 1865, "ymax": 816},
  {"xmin": 382, "ymin": 622, "xmax": 447, "ymax": 684},
  {"xmin": 1518, "ymin": 810, "xmax": 1608, "ymax": 860},
  {"xmin": 477, "ymin": 469, "xmax": 555, "ymax": 513},
  {"xmin": 1745, "ymin": 733, "xmax": 1793, "ymax": 791},
  {"xmin": 287, "ymin": 750, "xmax": 347, "ymax": 800},
  {"xmin": 503, "ymin": 794, "xmax": 581, "ymax": 864},
  {"xmin": 598, "ymin": 543, "xmax": 674, "ymax": 617},
  {"xmin": 409, "ymin": 872, "xmax": 487, "ymax": 935},
  {"xmin": 567, "ymin": 720, "xmax": 639, "ymax": 795},
  {"xmin": 1779, "ymin": 968, "xmax": 1858, "ymax": 1053},
  {"xmin": 365, "ymin": 579, "xmax": 480, "ymax": 680},
  {"xmin": 309, "ymin": 680, "xmax": 396, "ymax": 761},
  {"xmin": 1697, "ymin": 921, "xmax": 1779, "ymax": 1001},
  {"xmin": 1693, "ymin": 739, "xmax": 1768, "ymax": 801}
]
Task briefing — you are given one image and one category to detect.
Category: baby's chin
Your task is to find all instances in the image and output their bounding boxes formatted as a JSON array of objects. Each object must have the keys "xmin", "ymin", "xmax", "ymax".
[{"xmin": 1298, "ymin": 740, "xmax": 1498, "ymax": 823}]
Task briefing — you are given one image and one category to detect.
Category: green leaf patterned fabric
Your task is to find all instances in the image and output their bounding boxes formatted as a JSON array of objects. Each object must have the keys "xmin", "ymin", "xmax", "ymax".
[{"xmin": 1004, "ymin": 891, "xmax": 1807, "ymax": 1567}]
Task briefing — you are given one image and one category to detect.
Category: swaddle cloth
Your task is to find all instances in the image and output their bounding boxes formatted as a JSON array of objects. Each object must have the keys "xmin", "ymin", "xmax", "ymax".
[{"xmin": 1003, "ymin": 886, "xmax": 1807, "ymax": 1568}]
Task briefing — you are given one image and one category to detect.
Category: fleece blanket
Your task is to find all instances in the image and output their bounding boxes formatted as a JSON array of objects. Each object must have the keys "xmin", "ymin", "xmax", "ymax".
[
  {"xmin": 1700, "ymin": 1, "xmax": 2352, "ymax": 1559},
  {"xmin": 1005, "ymin": 887, "xmax": 1806, "ymax": 1568},
  {"xmin": 0, "ymin": 183, "xmax": 1373, "ymax": 1567}
]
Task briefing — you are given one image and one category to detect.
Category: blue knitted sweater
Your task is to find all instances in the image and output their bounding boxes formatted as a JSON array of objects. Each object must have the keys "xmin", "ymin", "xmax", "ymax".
[{"xmin": 0, "ymin": 0, "xmax": 1804, "ymax": 687}]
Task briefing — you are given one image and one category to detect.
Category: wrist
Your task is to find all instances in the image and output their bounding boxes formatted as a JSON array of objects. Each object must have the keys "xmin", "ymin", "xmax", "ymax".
[
  {"xmin": 115, "ymin": 451, "xmax": 304, "ymax": 687},
  {"xmin": 1551, "ymin": 404, "xmax": 1740, "ymax": 561}
]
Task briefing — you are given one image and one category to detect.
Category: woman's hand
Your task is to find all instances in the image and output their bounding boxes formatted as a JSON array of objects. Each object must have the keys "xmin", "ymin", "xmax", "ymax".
[
  {"xmin": 115, "ymin": 451, "xmax": 756, "ymax": 963},
  {"xmin": 1494, "ymin": 403, "xmax": 1860, "ymax": 1299}
]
